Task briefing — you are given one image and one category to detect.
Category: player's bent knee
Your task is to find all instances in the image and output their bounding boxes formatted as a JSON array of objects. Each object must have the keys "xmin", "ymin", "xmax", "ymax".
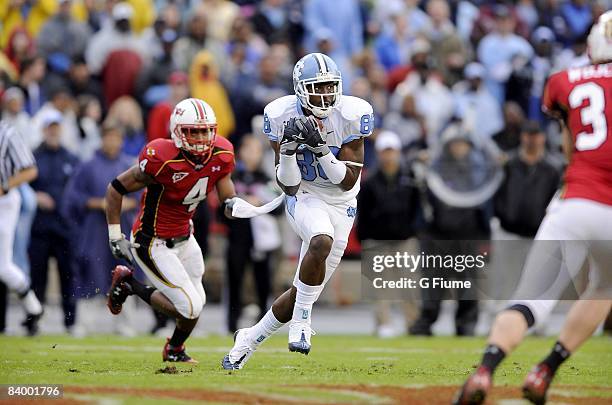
[
  {"xmin": 506, "ymin": 304, "xmax": 535, "ymax": 328},
  {"xmin": 308, "ymin": 234, "xmax": 333, "ymax": 261}
]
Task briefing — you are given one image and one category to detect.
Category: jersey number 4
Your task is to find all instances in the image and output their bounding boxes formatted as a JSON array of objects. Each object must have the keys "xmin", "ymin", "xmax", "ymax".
[
  {"xmin": 183, "ymin": 177, "xmax": 209, "ymax": 212},
  {"xmin": 569, "ymin": 83, "xmax": 608, "ymax": 151}
]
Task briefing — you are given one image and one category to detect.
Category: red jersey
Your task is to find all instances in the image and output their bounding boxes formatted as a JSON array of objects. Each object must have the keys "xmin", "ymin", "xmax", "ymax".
[
  {"xmin": 132, "ymin": 137, "xmax": 235, "ymax": 239},
  {"xmin": 542, "ymin": 63, "xmax": 612, "ymax": 205}
]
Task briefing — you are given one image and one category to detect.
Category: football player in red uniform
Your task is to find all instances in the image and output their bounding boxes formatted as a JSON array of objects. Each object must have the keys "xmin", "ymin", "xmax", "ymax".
[
  {"xmin": 104, "ymin": 98, "xmax": 237, "ymax": 363},
  {"xmin": 455, "ymin": 12, "xmax": 612, "ymax": 405}
]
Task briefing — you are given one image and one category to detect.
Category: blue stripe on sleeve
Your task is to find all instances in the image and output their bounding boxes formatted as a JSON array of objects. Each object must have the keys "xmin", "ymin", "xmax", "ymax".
[{"xmin": 342, "ymin": 134, "xmax": 361, "ymax": 144}]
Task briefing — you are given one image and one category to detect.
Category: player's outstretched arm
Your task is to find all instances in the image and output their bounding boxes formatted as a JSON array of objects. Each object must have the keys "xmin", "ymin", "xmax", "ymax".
[{"xmin": 216, "ymin": 173, "xmax": 237, "ymax": 219}]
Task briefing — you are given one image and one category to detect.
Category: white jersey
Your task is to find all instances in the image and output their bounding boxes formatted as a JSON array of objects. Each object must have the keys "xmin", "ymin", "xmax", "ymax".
[{"xmin": 264, "ymin": 95, "xmax": 374, "ymax": 204}]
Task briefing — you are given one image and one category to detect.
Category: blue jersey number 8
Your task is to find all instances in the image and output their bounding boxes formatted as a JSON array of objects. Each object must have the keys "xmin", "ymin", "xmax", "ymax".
[
  {"xmin": 360, "ymin": 114, "xmax": 373, "ymax": 135},
  {"xmin": 263, "ymin": 113, "xmax": 271, "ymax": 133},
  {"xmin": 296, "ymin": 150, "xmax": 328, "ymax": 181}
]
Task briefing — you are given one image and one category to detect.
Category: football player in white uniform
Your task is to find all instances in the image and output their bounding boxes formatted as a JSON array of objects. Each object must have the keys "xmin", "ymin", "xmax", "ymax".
[{"xmin": 222, "ymin": 53, "xmax": 373, "ymax": 369}]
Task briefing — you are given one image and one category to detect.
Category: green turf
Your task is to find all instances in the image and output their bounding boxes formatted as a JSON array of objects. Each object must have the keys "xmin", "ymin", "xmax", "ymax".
[{"xmin": 0, "ymin": 335, "xmax": 610, "ymax": 403}]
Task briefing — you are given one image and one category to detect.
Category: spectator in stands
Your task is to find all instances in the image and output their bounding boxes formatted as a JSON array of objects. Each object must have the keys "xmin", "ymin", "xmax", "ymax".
[
  {"xmin": 383, "ymin": 93, "xmax": 426, "ymax": 159},
  {"xmin": 228, "ymin": 16, "xmax": 269, "ymax": 68},
  {"xmin": 229, "ymin": 52, "xmax": 290, "ymax": 141},
  {"xmin": 251, "ymin": 0, "xmax": 292, "ymax": 46},
  {"xmin": 358, "ymin": 131, "xmax": 421, "ymax": 336},
  {"xmin": 75, "ymin": 95, "xmax": 102, "ymax": 160},
  {"xmin": 424, "ymin": 0, "xmax": 468, "ymax": 86},
  {"xmin": 38, "ymin": 0, "xmax": 91, "ymax": 64},
  {"xmin": 494, "ymin": 121, "xmax": 562, "ymax": 238},
  {"xmin": 29, "ymin": 109, "xmax": 79, "ymax": 332},
  {"xmin": 62, "ymin": 121, "xmax": 140, "ymax": 336},
  {"xmin": 85, "ymin": 3, "xmax": 150, "ymax": 75},
  {"xmin": 453, "ymin": 62, "xmax": 503, "ymax": 141},
  {"xmin": 31, "ymin": 86, "xmax": 80, "ymax": 155},
  {"xmin": 197, "ymin": 0, "xmax": 240, "ymax": 42},
  {"xmin": 189, "ymin": 51, "xmax": 235, "ymax": 138},
  {"xmin": 147, "ymin": 71, "xmax": 190, "ymax": 142},
  {"xmin": 560, "ymin": 0, "xmax": 592, "ymax": 44},
  {"xmin": 136, "ymin": 29, "xmax": 179, "ymax": 108},
  {"xmin": 391, "ymin": 39, "xmax": 454, "ymax": 149},
  {"xmin": 4, "ymin": 27, "xmax": 36, "ymax": 72},
  {"xmin": 493, "ymin": 101, "xmax": 526, "ymax": 152},
  {"xmin": 528, "ymin": 27, "xmax": 556, "ymax": 122},
  {"xmin": 67, "ymin": 56, "xmax": 104, "ymax": 102},
  {"xmin": 223, "ymin": 135, "xmax": 280, "ymax": 333},
  {"xmin": 374, "ymin": 12, "xmax": 413, "ymax": 72},
  {"xmin": 17, "ymin": 55, "xmax": 46, "ymax": 116},
  {"xmin": 477, "ymin": 5, "xmax": 533, "ymax": 104},
  {"xmin": 0, "ymin": 0, "xmax": 56, "ymax": 49},
  {"xmin": 172, "ymin": 10, "xmax": 228, "ymax": 75},
  {"xmin": 106, "ymin": 96, "xmax": 146, "ymax": 157},
  {"xmin": 303, "ymin": 0, "xmax": 362, "ymax": 87}
]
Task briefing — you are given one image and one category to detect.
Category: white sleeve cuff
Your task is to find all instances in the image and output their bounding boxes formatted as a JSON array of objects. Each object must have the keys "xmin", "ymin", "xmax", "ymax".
[{"xmin": 277, "ymin": 154, "xmax": 301, "ymax": 187}]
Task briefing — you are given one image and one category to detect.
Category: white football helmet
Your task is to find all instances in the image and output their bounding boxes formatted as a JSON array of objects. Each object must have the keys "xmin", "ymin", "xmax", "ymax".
[
  {"xmin": 170, "ymin": 98, "xmax": 217, "ymax": 161},
  {"xmin": 588, "ymin": 10, "xmax": 612, "ymax": 64}
]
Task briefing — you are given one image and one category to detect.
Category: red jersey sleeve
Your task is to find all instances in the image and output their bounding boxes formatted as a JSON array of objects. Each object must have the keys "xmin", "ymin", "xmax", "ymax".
[
  {"xmin": 212, "ymin": 136, "xmax": 236, "ymax": 176},
  {"xmin": 542, "ymin": 72, "xmax": 567, "ymax": 119},
  {"xmin": 137, "ymin": 139, "xmax": 177, "ymax": 179}
]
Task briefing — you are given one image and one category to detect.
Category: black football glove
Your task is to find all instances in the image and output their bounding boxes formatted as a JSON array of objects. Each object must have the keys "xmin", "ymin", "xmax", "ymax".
[
  {"xmin": 280, "ymin": 117, "xmax": 303, "ymax": 155},
  {"xmin": 295, "ymin": 116, "xmax": 329, "ymax": 157},
  {"xmin": 109, "ymin": 236, "xmax": 139, "ymax": 265}
]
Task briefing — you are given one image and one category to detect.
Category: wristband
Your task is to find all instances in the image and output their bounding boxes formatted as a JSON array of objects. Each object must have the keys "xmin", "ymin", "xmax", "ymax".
[
  {"xmin": 276, "ymin": 154, "xmax": 301, "ymax": 186},
  {"xmin": 317, "ymin": 152, "xmax": 347, "ymax": 184},
  {"xmin": 108, "ymin": 224, "xmax": 122, "ymax": 240}
]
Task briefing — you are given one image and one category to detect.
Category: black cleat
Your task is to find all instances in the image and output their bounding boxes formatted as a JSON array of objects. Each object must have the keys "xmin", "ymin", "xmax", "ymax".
[{"xmin": 163, "ymin": 338, "xmax": 198, "ymax": 364}]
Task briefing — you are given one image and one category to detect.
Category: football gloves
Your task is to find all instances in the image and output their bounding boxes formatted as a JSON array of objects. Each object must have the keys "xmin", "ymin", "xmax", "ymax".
[
  {"xmin": 109, "ymin": 236, "xmax": 139, "ymax": 265},
  {"xmin": 294, "ymin": 116, "xmax": 330, "ymax": 157},
  {"xmin": 280, "ymin": 117, "xmax": 303, "ymax": 155}
]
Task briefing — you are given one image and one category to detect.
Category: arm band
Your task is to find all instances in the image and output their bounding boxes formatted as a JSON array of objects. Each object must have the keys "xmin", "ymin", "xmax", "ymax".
[
  {"xmin": 317, "ymin": 152, "xmax": 347, "ymax": 184},
  {"xmin": 276, "ymin": 154, "xmax": 301, "ymax": 187},
  {"xmin": 108, "ymin": 224, "xmax": 122, "ymax": 240},
  {"xmin": 111, "ymin": 178, "xmax": 129, "ymax": 195}
]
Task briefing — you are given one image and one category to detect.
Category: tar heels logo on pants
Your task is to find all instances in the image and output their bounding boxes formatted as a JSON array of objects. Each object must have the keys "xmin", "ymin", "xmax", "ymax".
[
  {"xmin": 302, "ymin": 309, "xmax": 309, "ymax": 319},
  {"xmin": 346, "ymin": 206, "xmax": 357, "ymax": 218}
]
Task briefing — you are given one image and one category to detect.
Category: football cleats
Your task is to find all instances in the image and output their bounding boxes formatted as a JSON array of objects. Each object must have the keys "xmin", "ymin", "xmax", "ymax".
[
  {"xmin": 170, "ymin": 98, "xmax": 218, "ymax": 161},
  {"xmin": 293, "ymin": 53, "xmax": 342, "ymax": 119},
  {"xmin": 587, "ymin": 10, "xmax": 612, "ymax": 64}
]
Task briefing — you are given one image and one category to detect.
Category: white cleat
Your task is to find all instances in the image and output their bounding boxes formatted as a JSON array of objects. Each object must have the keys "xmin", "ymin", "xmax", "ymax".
[
  {"xmin": 221, "ymin": 328, "xmax": 255, "ymax": 370},
  {"xmin": 288, "ymin": 321, "xmax": 315, "ymax": 355}
]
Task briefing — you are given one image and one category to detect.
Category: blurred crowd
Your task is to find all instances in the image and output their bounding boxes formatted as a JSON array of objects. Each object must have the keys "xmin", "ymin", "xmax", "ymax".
[{"xmin": 1, "ymin": 0, "xmax": 610, "ymax": 337}]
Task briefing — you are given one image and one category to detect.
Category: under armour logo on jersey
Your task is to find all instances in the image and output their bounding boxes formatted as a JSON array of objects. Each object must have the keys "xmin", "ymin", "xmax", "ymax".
[
  {"xmin": 211, "ymin": 166, "xmax": 221, "ymax": 172},
  {"xmin": 172, "ymin": 172, "xmax": 189, "ymax": 183},
  {"xmin": 347, "ymin": 206, "xmax": 357, "ymax": 218},
  {"xmin": 146, "ymin": 148, "xmax": 156, "ymax": 156},
  {"xmin": 174, "ymin": 107, "xmax": 185, "ymax": 116}
]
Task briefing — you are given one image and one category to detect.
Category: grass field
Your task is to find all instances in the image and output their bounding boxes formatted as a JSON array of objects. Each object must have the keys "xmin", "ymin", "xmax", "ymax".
[{"xmin": 0, "ymin": 334, "xmax": 610, "ymax": 404}]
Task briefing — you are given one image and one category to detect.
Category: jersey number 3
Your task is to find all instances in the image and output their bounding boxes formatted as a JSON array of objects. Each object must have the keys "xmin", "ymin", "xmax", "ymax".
[
  {"xmin": 183, "ymin": 177, "xmax": 209, "ymax": 212},
  {"xmin": 569, "ymin": 83, "xmax": 608, "ymax": 151}
]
